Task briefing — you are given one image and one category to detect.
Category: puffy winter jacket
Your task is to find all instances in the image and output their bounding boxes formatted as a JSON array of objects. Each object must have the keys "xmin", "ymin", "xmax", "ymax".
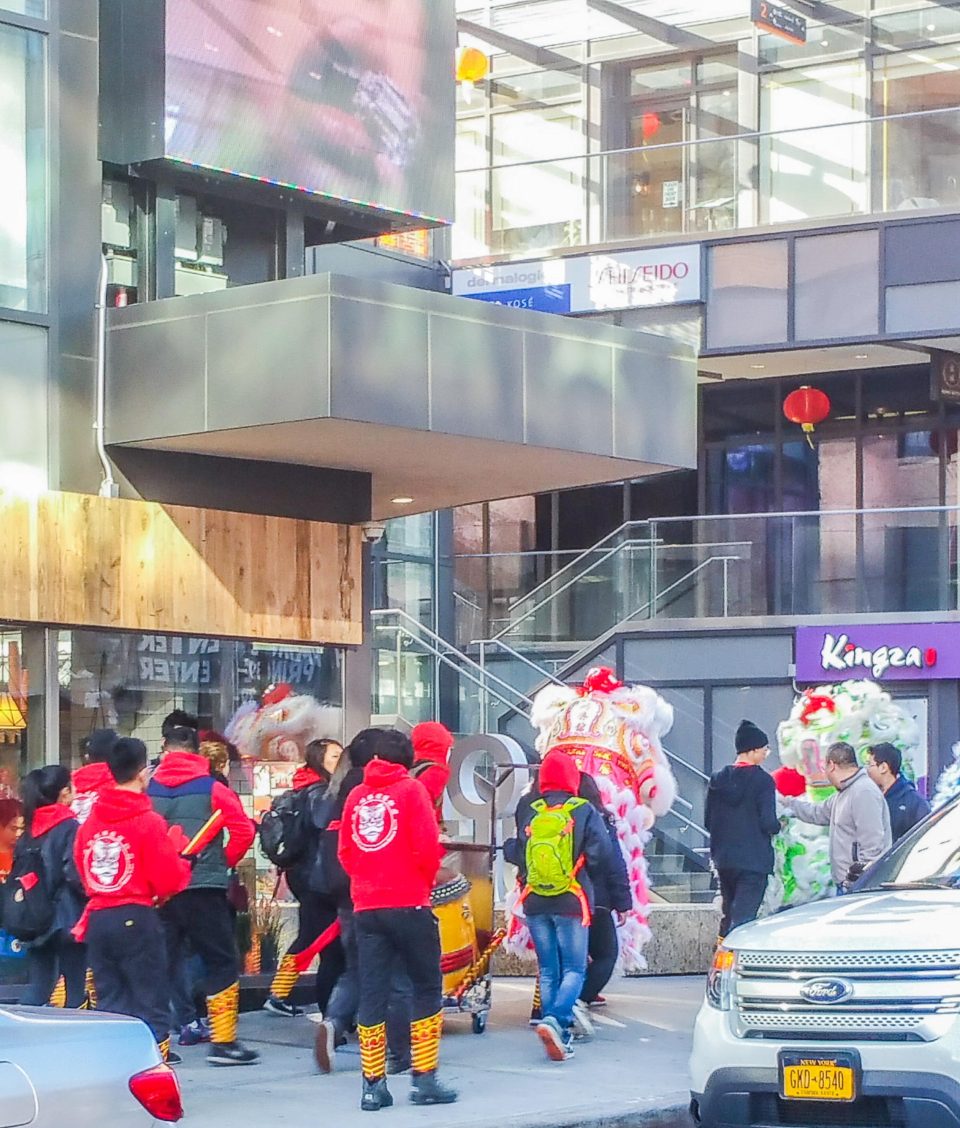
[{"xmin": 18, "ymin": 805, "xmax": 85, "ymax": 947}]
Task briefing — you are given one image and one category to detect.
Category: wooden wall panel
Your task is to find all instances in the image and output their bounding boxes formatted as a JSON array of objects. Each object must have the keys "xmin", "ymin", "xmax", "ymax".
[{"xmin": 0, "ymin": 491, "xmax": 361, "ymax": 645}]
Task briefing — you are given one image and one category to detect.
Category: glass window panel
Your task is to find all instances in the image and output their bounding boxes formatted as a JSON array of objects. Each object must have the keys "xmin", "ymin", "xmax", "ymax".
[
  {"xmin": 760, "ymin": 61, "xmax": 868, "ymax": 225},
  {"xmin": 384, "ymin": 513, "xmax": 435, "ymax": 557},
  {"xmin": 0, "ymin": 24, "xmax": 46, "ymax": 312},
  {"xmin": 758, "ymin": 21, "xmax": 864, "ymax": 67},
  {"xmin": 794, "ymin": 229, "xmax": 879, "ymax": 339},
  {"xmin": 385, "ymin": 560, "xmax": 435, "ymax": 626},
  {"xmin": 872, "ymin": 7, "xmax": 960, "ymax": 47},
  {"xmin": 706, "ymin": 240, "xmax": 789, "ymax": 348},
  {"xmin": 630, "ymin": 60, "xmax": 694, "ymax": 96},
  {"xmin": 0, "ymin": 321, "xmax": 46, "ymax": 491},
  {"xmin": 491, "ymin": 69, "xmax": 582, "ymax": 108},
  {"xmin": 712, "ymin": 685, "xmax": 796, "ymax": 772},
  {"xmin": 0, "ymin": 1, "xmax": 45, "ymax": 15}
]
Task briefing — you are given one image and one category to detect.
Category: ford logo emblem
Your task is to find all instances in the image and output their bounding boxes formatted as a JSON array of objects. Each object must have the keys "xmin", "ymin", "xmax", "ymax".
[{"xmin": 800, "ymin": 978, "xmax": 854, "ymax": 1005}]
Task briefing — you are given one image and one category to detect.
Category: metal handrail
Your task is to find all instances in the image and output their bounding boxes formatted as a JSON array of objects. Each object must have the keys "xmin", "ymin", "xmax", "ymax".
[
  {"xmin": 473, "ymin": 637, "xmax": 567, "ymax": 688},
  {"xmin": 457, "ymin": 101, "xmax": 960, "ymax": 175},
  {"xmin": 620, "ymin": 554, "xmax": 743, "ymax": 627},
  {"xmin": 663, "ymin": 807, "xmax": 709, "ymax": 844},
  {"xmin": 372, "ymin": 608, "xmax": 534, "ymax": 709}
]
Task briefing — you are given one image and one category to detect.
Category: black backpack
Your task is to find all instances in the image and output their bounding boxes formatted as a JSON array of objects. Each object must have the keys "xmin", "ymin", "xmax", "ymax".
[
  {"xmin": 259, "ymin": 785, "xmax": 324, "ymax": 868},
  {"xmin": 1, "ymin": 838, "xmax": 55, "ymax": 942}
]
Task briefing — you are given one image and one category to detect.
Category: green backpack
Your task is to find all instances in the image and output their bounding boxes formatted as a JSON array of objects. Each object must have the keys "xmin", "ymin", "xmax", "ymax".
[{"xmin": 524, "ymin": 797, "xmax": 587, "ymax": 897}]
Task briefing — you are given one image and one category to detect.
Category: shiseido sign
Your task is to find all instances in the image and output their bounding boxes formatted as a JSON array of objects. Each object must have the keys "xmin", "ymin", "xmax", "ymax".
[
  {"xmin": 452, "ymin": 245, "xmax": 702, "ymax": 313},
  {"xmin": 796, "ymin": 624, "xmax": 960, "ymax": 682}
]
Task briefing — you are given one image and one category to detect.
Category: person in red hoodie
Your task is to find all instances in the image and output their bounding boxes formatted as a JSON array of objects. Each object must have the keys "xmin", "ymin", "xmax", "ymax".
[
  {"xmin": 148, "ymin": 724, "xmax": 258, "ymax": 1067},
  {"xmin": 15, "ymin": 766, "xmax": 86, "ymax": 1008},
  {"xmin": 263, "ymin": 737, "xmax": 345, "ymax": 1017},
  {"xmin": 75, "ymin": 737, "xmax": 192, "ymax": 1062},
  {"xmin": 339, "ymin": 729, "xmax": 456, "ymax": 1111},
  {"xmin": 410, "ymin": 722, "xmax": 454, "ymax": 824},
  {"xmin": 71, "ymin": 729, "xmax": 119, "ymax": 825}
]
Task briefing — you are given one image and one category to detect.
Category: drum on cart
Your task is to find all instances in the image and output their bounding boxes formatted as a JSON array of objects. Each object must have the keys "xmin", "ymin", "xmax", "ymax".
[{"xmin": 432, "ymin": 873, "xmax": 479, "ymax": 998}]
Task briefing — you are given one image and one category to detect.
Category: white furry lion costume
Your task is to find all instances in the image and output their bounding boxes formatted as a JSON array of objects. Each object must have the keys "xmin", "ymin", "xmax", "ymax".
[
  {"xmin": 766, "ymin": 680, "xmax": 920, "ymax": 911},
  {"xmin": 506, "ymin": 667, "xmax": 678, "ymax": 971},
  {"xmin": 225, "ymin": 683, "xmax": 339, "ymax": 762}
]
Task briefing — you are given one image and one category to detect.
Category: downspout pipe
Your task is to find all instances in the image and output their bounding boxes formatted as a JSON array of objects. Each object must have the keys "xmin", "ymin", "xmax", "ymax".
[{"xmin": 95, "ymin": 253, "xmax": 119, "ymax": 498}]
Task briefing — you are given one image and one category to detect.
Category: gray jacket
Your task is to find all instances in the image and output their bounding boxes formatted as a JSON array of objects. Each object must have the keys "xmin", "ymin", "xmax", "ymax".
[{"xmin": 786, "ymin": 768, "xmax": 892, "ymax": 886}]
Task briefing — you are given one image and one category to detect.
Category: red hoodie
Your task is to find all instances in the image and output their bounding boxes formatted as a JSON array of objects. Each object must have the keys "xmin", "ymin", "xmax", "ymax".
[
  {"xmin": 31, "ymin": 803, "xmax": 77, "ymax": 838},
  {"xmin": 292, "ymin": 766, "xmax": 325, "ymax": 791},
  {"xmin": 71, "ymin": 763, "xmax": 114, "ymax": 825},
  {"xmin": 411, "ymin": 722, "xmax": 454, "ymax": 815},
  {"xmin": 74, "ymin": 788, "xmax": 192, "ymax": 915},
  {"xmin": 338, "ymin": 759, "xmax": 443, "ymax": 912},
  {"xmin": 149, "ymin": 752, "xmax": 255, "ymax": 867}
]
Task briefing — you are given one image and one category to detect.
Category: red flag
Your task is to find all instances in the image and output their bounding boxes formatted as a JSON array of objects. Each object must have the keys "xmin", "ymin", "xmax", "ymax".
[
  {"xmin": 182, "ymin": 809, "xmax": 225, "ymax": 857},
  {"xmin": 292, "ymin": 920, "xmax": 342, "ymax": 974}
]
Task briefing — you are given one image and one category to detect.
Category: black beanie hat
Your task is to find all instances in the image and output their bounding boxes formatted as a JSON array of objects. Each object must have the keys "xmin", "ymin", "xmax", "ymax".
[{"xmin": 735, "ymin": 719, "xmax": 768, "ymax": 755}]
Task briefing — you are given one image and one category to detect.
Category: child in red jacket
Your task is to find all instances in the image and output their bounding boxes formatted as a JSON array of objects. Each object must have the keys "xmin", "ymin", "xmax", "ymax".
[
  {"xmin": 339, "ymin": 729, "xmax": 456, "ymax": 1111},
  {"xmin": 75, "ymin": 737, "xmax": 192, "ymax": 1062},
  {"xmin": 410, "ymin": 722, "xmax": 454, "ymax": 824},
  {"xmin": 71, "ymin": 729, "xmax": 119, "ymax": 825}
]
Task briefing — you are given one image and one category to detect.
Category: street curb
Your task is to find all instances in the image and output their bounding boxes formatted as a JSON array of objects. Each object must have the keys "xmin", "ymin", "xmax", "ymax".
[{"xmin": 533, "ymin": 1103, "xmax": 692, "ymax": 1128}]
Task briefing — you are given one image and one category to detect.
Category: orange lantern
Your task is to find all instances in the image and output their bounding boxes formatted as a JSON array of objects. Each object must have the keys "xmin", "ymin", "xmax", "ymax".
[
  {"xmin": 641, "ymin": 111, "xmax": 661, "ymax": 141},
  {"xmin": 456, "ymin": 46, "xmax": 489, "ymax": 86},
  {"xmin": 783, "ymin": 385, "xmax": 831, "ymax": 447}
]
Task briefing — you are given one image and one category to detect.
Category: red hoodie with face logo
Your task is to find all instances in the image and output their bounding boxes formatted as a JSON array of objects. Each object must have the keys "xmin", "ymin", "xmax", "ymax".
[
  {"xmin": 338, "ymin": 758, "xmax": 443, "ymax": 912},
  {"xmin": 71, "ymin": 762, "xmax": 115, "ymax": 825}
]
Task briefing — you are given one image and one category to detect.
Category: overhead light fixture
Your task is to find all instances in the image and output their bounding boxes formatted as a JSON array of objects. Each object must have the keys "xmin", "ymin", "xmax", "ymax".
[
  {"xmin": 928, "ymin": 23, "xmax": 937, "ymax": 32},
  {"xmin": 855, "ymin": 353, "xmax": 869, "ymax": 360},
  {"xmin": 750, "ymin": 363, "xmax": 766, "ymax": 370},
  {"xmin": 391, "ymin": 496, "xmax": 414, "ymax": 505},
  {"xmin": 0, "ymin": 692, "xmax": 25, "ymax": 731}
]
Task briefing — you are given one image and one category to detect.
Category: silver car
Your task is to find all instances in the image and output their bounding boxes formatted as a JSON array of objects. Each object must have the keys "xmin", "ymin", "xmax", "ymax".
[{"xmin": 0, "ymin": 1006, "xmax": 182, "ymax": 1125}]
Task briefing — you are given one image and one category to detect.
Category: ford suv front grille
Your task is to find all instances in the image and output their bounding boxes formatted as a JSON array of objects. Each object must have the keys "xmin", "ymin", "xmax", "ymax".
[{"xmin": 734, "ymin": 950, "xmax": 960, "ymax": 1042}]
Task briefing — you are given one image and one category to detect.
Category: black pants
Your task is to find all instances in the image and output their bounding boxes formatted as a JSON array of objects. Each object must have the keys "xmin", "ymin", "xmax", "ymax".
[
  {"xmin": 87, "ymin": 906, "xmax": 169, "ymax": 1043},
  {"xmin": 717, "ymin": 869, "xmax": 769, "ymax": 937},
  {"xmin": 160, "ymin": 887, "xmax": 239, "ymax": 998},
  {"xmin": 22, "ymin": 932, "xmax": 87, "ymax": 1008},
  {"xmin": 581, "ymin": 907, "xmax": 618, "ymax": 1003},
  {"xmin": 288, "ymin": 888, "xmax": 346, "ymax": 1012},
  {"xmin": 325, "ymin": 905, "xmax": 360, "ymax": 1037},
  {"xmin": 355, "ymin": 907, "xmax": 441, "ymax": 1029}
]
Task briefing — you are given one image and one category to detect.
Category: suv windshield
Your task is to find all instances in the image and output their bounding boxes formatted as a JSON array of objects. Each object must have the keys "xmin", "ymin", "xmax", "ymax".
[{"xmin": 857, "ymin": 796, "xmax": 960, "ymax": 891}]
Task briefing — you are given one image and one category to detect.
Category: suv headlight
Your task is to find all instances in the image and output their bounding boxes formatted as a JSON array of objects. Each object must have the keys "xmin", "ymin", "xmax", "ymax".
[{"xmin": 706, "ymin": 946, "xmax": 737, "ymax": 1011}]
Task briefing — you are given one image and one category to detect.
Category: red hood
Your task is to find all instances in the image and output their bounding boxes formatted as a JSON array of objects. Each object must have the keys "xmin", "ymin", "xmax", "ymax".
[
  {"xmin": 539, "ymin": 748, "xmax": 579, "ymax": 794},
  {"xmin": 31, "ymin": 803, "xmax": 77, "ymax": 837},
  {"xmin": 412, "ymin": 722, "xmax": 454, "ymax": 767},
  {"xmin": 293, "ymin": 766, "xmax": 325, "ymax": 790},
  {"xmin": 88, "ymin": 787, "xmax": 153, "ymax": 824},
  {"xmin": 152, "ymin": 750, "xmax": 211, "ymax": 787},
  {"xmin": 363, "ymin": 758, "xmax": 410, "ymax": 788},
  {"xmin": 73, "ymin": 762, "xmax": 114, "ymax": 793}
]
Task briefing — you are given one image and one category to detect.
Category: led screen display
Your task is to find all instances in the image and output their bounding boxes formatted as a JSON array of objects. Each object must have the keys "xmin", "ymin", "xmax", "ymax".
[{"xmin": 102, "ymin": 0, "xmax": 455, "ymax": 227}]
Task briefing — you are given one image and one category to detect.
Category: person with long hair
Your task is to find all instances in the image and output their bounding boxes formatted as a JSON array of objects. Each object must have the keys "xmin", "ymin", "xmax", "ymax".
[
  {"xmin": 17, "ymin": 766, "xmax": 87, "ymax": 1007},
  {"xmin": 263, "ymin": 737, "xmax": 345, "ymax": 1017},
  {"xmin": 0, "ymin": 797, "xmax": 23, "ymax": 882}
]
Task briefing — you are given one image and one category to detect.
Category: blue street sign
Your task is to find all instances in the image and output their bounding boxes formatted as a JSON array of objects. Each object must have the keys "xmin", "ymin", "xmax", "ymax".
[{"xmin": 467, "ymin": 284, "xmax": 571, "ymax": 314}]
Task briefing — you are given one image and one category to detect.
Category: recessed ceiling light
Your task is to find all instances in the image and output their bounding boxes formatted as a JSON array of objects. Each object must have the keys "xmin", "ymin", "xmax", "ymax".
[
  {"xmin": 928, "ymin": 23, "xmax": 937, "ymax": 31},
  {"xmin": 750, "ymin": 363, "xmax": 766, "ymax": 370},
  {"xmin": 855, "ymin": 353, "xmax": 869, "ymax": 359},
  {"xmin": 391, "ymin": 496, "xmax": 414, "ymax": 505}
]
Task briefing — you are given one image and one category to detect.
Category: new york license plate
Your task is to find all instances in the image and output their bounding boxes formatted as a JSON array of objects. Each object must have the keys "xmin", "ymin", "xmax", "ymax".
[{"xmin": 779, "ymin": 1051, "xmax": 856, "ymax": 1102}]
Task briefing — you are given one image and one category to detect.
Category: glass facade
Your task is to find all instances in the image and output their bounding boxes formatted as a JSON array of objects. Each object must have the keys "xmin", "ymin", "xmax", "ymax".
[
  {"xmin": 454, "ymin": 1, "xmax": 960, "ymax": 259},
  {"xmin": 0, "ymin": 20, "xmax": 46, "ymax": 312}
]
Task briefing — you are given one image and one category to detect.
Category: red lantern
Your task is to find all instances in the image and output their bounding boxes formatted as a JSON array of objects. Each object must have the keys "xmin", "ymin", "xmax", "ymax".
[
  {"xmin": 783, "ymin": 385, "xmax": 831, "ymax": 447},
  {"xmin": 641, "ymin": 112, "xmax": 661, "ymax": 141}
]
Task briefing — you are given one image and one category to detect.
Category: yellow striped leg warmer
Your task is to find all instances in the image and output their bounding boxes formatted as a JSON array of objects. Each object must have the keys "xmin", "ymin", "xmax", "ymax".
[
  {"xmin": 358, "ymin": 1022, "xmax": 387, "ymax": 1082},
  {"xmin": 532, "ymin": 976, "xmax": 542, "ymax": 1012},
  {"xmin": 79, "ymin": 968, "xmax": 97, "ymax": 1010},
  {"xmin": 410, "ymin": 1013, "xmax": 443, "ymax": 1076},
  {"xmin": 269, "ymin": 953, "xmax": 300, "ymax": 1000},
  {"xmin": 159, "ymin": 1038, "xmax": 171, "ymax": 1062},
  {"xmin": 48, "ymin": 976, "xmax": 66, "ymax": 1008},
  {"xmin": 207, "ymin": 981, "xmax": 240, "ymax": 1045}
]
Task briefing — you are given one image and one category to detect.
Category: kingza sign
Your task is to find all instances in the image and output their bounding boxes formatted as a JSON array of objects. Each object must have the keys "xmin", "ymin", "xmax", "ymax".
[
  {"xmin": 452, "ymin": 245, "xmax": 702, "ymax": 313},
  {"xmin": 795, "ymin": 623, "xmax": 960, "ymax": 682}
]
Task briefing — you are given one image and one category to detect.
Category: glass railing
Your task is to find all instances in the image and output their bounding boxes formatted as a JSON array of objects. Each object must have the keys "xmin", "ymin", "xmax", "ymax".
[
  {"xmin": 453, "ymin": 104, "xmax": 960, "ymax": 260},
  {"xmin": 454, "ymin": 505, "xmax": 960, "ymax": 645}
]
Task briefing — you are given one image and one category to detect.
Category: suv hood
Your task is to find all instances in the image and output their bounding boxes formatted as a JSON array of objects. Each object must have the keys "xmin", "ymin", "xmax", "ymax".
[{"xmin": 728, "ymin": 889, "xmax": 960, "ymax": 953}]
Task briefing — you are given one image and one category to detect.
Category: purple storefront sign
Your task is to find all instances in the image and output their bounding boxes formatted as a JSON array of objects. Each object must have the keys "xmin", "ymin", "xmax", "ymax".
[{"xmin": 796, "ymin": 623, "xmax": 960, "ymax": 682}]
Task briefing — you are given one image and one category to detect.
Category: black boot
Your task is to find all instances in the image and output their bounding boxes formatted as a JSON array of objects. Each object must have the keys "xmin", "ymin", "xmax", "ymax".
[
  {"xmin": 361, "ymin": 1078, "xmax": 393, "ymax": 1112},
  {"xmin": 410, "ymin": 1071, "xmax": 458, "ymax": 1105},
  {"xmin": 386, "ymin": 1052, "xmax": 411, "ymax": 1075}
]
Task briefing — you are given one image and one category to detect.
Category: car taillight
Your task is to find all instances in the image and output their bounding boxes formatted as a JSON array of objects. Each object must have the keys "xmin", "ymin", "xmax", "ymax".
[{"xmin": 129, "ymin": 1064, "xmax": 183, "ymax": 1122}]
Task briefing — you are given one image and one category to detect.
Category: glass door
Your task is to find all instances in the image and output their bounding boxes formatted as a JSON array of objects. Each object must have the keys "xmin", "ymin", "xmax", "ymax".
[{"xmin": 625, "ymin": 99, "xmax": 690, "ymax": 238}]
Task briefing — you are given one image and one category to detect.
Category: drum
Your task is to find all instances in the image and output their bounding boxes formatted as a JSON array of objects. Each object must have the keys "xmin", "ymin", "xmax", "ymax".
[{"xmin": 431, "ymin": 873, "xmax": 479, "ymax": 998}]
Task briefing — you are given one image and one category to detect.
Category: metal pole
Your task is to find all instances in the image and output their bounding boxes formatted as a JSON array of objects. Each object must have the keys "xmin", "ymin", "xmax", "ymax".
[
  {"xmin": 94, "ymin": 254, "xmax": 118, "ymax": 498},
  {"xmin": 479, "ymin": 641, "xmax": 488, "ymax": 733},
  {"xmin": 722, "ymin": 557, "xmax": 730, "ymax": 617},
  {"xmin": 648, "ymin": 520, "xmax": 658, "ymax": 620}
]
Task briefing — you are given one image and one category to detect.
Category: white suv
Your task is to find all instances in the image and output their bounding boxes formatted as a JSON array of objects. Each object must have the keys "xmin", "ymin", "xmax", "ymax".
[{"xmin": 690, "ymin": 796, "xmax": 960, "ymax": 1128}]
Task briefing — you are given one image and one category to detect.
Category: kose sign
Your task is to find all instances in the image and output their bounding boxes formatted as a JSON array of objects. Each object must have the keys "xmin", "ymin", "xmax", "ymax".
[
  {"xmin": 452, "ymin": 245, "xmax": 702, "ymax": 313},
  {"xmin": 796, "ymin": 623, "xmax": 960, "ymax": 682}
]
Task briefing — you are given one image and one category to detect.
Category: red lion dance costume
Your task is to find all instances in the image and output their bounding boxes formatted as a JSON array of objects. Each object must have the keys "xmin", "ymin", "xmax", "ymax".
[{"xmin": 506, "ymin": 667, "xmax": 679, "ymax": 970}]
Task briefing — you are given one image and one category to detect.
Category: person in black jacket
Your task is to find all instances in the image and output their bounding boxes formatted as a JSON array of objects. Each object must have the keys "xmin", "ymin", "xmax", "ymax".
[
  {"xmin": 17, "ymin": 766, "xmax": 86, "ymax": 1007},
  {"xmin": 705, "ymin": 720, "xmax": 779, "ymax": 940},
  {"xmin": 504, "ymin": 749, "xmax": 622, "ymax": 1062},
  {"xmin": 866, "ymin": 742, "xmax": 931, "ymax": 844}
]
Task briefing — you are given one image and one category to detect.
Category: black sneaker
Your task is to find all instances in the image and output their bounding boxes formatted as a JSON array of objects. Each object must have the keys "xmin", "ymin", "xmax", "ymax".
[
  {"xmin": 386, "ymin": 1053, "xmax": 411, "ymax": 1075},
  {"xmin": 410, "ymin": 1071, "xmax": 458, "ymax": 1105},
  {"xmin": 262, "ymin": 996, "xmax": 301, "ymax": 1017},
  {"xmin": 207, "ymin": 1041, "xmax": 260, "ymax": 1067},
  {"xmin": 361, "ymin": 1078, "xmax": 393, "ymax": 1112},
  {"xmin": 165, "ymin": 1050, "xmax": 183, "ymax": 1065}
]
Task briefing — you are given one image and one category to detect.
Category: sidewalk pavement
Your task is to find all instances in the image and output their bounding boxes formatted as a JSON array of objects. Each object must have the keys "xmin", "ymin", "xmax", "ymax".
[{"xmin": 175, "ymin": 976, "xmax": 702, "ymax": 1127}]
